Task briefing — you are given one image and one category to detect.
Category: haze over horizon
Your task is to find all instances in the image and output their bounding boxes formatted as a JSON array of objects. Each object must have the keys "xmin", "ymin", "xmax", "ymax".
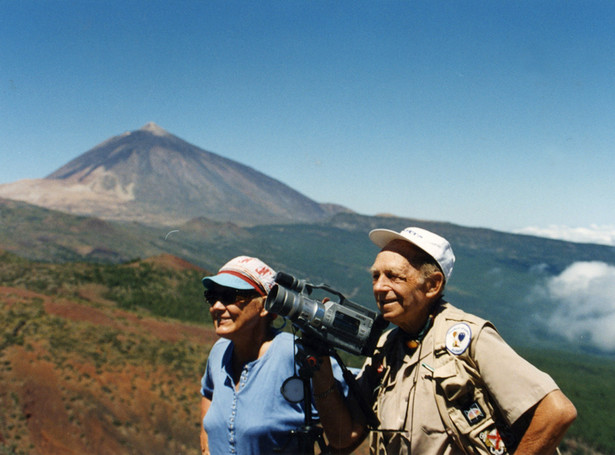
[{"xmin": 2, "ymin": 1, "xmax": 614, "ymax": 245}]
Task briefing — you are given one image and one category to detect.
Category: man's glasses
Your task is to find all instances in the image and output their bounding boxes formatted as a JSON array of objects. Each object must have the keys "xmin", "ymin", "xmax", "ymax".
[{"xmin": 204, "ymin": 288, "xmax": 258, "ymax": 307}]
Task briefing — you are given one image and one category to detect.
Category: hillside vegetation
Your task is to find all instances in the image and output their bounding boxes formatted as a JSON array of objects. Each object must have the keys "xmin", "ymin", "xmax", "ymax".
[
  {"xmin": 518, "ymin": 348, "xmax": 615, "ymax": 454},
  {"xmin": 1, "ymin": 251, "xmax": 613, "ymax": 454},
  {"xmin": 0, "ymin": 251, "xmax": 214, "ymax": 455},
  {"xmin": 4, "ymin": 198, "xmax": 615, "ymax": 355}
]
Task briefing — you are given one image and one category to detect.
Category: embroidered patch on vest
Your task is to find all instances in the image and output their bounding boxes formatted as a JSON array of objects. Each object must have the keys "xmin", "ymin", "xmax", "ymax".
[
  {"xmin": 479, "ymin": 427, "xmax": 508, "ymax": 455},
  {"xmin": 445, "ymin": 322, "xmax": 472, "ymax": 355},
  {"xmin": 462, "ymin": 401, "xmax": 486, "ymax": 425}
]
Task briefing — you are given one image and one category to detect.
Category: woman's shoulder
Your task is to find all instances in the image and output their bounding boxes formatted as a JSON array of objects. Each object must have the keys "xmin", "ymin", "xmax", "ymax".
[
  {"xmin": 212, "ymin": 336, "xmax": 232, "ymax": 348},
  {"xmin": 267, "ymin": 330, "xmax": 297, "ymax": 355},
  {"xmin": 208, "ymin": 337, "xmax": 232, "ymax": 359},
  {"xmin": 274, "ymin": 330, "xmax": 295, "ymax": 342}
]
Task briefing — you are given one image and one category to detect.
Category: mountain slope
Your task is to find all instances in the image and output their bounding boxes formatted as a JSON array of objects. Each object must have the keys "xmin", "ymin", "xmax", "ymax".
[
  {"xmin": 0, "ymin": 250, "xmax": 213, "ymax": 455},
  {"xmin": 3, "ymin": 198, "xmax": 615, "ymax": 355},
  {"xmin": 0, "ymin": 123, "xmax": 348, "ymax": 226}
]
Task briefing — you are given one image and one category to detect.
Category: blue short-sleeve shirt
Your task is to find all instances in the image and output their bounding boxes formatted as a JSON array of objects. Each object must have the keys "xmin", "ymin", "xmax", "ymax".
[{"xmin": 201, "ymin": 331, "xmax": 347, "ymax": 454}]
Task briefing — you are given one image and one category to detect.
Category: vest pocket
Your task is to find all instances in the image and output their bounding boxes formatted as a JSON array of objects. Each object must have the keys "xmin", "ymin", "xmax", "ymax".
[
  {"xmin": 433, "ymin": 358, "xmax": 511, "ymax": 455},
  {"xmin": 433, "ymin": 358, "xmax": 475, "ymax": 402}
]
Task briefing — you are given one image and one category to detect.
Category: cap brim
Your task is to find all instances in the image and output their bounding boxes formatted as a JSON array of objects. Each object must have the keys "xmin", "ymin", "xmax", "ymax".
[
  {"xmin": 202, "ymin": 274, "xmax": 256, "ymax": 291},
  {"xmin": 369, "ymin": 228, "xmax": 451, "ymax": 282},
  {"xmin": 369, "ymin": 229, "xmax": 412, "ymax": 248}
]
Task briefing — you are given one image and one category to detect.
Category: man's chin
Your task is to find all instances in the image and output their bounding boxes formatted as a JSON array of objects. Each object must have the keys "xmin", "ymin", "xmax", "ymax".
[
  {"xmin": 380, "ymin": 310, "xmax": 401, "ymax": 325},
  {"xmin": 379, "ymin": 302, "xmax": 400, "ymax": 316}
]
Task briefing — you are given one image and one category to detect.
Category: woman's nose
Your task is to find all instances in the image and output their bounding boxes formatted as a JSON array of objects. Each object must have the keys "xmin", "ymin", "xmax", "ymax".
[{"xmin": 210, "ymin": 300, "xmax": 226, "ymax": 311}]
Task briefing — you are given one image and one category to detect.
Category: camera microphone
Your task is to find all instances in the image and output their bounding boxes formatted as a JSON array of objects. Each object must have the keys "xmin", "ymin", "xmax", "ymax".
[{"xmin": 273, "ymin": 272, "xmax": 307, "ymax": 292}]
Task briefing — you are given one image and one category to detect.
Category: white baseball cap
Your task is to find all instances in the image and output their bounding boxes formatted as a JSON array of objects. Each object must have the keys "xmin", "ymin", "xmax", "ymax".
[
  {"xmin": 369, "ymin": 227, "xmax": 455, "ymax": 282},
  {"xmin": 202, "ymin": 256, "xmax": 276, "ymax": 296}
]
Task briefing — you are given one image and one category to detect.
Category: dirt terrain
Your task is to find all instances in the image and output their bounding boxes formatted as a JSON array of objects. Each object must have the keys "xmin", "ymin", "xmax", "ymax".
[{"xmin": 1, "ymin": 281, "xmax": 214, "ymax": 455}]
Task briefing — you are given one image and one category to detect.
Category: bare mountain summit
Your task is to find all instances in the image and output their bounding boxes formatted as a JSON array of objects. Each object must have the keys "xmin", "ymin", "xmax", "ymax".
[{"xmin": 0, "ymin": 123, "xmax": 349, "ymax": 226}]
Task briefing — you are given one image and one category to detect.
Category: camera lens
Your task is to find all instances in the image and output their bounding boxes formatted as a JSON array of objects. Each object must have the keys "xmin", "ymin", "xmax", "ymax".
[
  {"xmin": 266, "ymin": 284, "xmax": 296, "ymax": 316},
  {"xmin": 266, "ymin": 285, "xmax": 324, "ymax": 326}
]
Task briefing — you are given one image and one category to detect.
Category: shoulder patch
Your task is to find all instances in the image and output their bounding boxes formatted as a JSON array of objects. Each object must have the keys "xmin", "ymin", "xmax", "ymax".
[{"xmin": 445, "ymin": 322, "xmax": 472, "ymax": 355}]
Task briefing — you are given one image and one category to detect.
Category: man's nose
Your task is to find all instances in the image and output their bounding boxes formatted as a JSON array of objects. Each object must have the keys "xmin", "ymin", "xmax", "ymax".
[{"xmin": 372, "ymin": 275, "xmax": 389, "ymax": 293}]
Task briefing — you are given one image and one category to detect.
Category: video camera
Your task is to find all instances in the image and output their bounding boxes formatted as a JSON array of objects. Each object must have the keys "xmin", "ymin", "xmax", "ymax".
[{"xmin": 265, "ymin": 272, "xmax": 388, "ymax": 356}]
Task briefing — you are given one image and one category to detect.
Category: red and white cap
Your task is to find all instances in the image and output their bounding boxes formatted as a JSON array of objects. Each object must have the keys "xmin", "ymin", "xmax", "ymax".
[{"xmin": 202, "ymin": 256, "xmax": 276, "ymax": 296}]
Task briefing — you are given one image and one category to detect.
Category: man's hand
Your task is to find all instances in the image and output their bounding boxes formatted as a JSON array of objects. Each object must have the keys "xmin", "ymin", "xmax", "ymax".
[{"xmin": 297, "ymin": 333, "xmax": 333, "ymax": 357}]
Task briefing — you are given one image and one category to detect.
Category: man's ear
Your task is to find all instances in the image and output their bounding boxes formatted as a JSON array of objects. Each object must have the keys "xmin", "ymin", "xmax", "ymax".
[{"xmin": 424, "ymin": 271, "xmax": 445, "ymax": 299}]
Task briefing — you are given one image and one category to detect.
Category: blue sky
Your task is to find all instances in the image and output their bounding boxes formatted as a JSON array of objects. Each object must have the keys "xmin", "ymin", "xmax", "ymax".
[{"xmin": 2, "ymin": 1, "xmax": 614, "ymax": 244}]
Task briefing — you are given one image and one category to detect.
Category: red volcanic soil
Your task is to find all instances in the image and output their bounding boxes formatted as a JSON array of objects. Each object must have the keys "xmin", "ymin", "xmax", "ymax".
[
  {"xmin": 0, "ymin": 285, "xmax": 217, "ymax": 455},
  {"xmin": 2, "ymin": 285, "xmax": 216, "ymax": 345},
  {"xmin": 141, "ymin": 253, "xmax": 207, "ymax": 273}
]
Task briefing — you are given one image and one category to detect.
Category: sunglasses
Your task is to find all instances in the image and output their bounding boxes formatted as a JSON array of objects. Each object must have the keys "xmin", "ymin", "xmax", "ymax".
[{"xmin": 204, "ymin": 288, "xmax": 259, "ymax": 307}]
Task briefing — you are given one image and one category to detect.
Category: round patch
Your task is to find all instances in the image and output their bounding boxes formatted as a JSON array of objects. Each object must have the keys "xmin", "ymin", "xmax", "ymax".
[{"xmin": 445, "ymin": 323, "xmax": 472, "ymax": 355}]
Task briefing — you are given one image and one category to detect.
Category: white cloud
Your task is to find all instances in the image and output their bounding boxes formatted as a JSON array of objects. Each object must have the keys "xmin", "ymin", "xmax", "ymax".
[
  {"xmin": 541, "ymin": 262, "xmax": 615, "ymax": 352},
  {"xmin": 514, "ymin": 225, "xmax": 615, "ymax": 246}
]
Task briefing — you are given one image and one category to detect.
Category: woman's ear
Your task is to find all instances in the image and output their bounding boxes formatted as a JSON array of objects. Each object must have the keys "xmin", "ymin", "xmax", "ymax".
[
  {"xmin": 258, "ymin": 297, "xmax": 270, "ymax": 317},
  {"xmin": 261, "ymin": 306, "xmax": 278, "ymax": 326}
]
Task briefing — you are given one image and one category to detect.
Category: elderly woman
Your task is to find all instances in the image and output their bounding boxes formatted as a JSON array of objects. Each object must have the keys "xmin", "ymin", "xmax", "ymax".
[{"xmin": 199, "ymin": 256, "xmax": 345, "ymax": 454}]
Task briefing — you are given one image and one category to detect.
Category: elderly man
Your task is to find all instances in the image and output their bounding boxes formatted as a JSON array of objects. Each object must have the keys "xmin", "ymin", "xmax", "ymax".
[{"xmin": 311, "ymin": 227, "xmax": 576, "ymax": 454}]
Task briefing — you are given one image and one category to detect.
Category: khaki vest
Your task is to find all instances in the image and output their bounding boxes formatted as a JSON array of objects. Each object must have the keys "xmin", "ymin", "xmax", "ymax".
[
  {"xmin": 370, "ymin": 304, "xmax": 516, "ymax": 455},
  {"xmin": 431, "ymin": 305, "xmax": 515, "ymax": 455}
]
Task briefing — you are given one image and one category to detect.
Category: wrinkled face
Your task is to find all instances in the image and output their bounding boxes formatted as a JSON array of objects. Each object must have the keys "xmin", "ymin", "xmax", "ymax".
[
  {"xmin": 207, "ymin": 287, "xmax": 265, "ymax": 340},
  {"xmin": 370, "ymin": 241, "xmax": 433, "ymax": 334}
]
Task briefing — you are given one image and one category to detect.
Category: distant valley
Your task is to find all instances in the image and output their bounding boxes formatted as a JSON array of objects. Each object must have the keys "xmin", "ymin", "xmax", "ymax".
[{"xmin": 2, "ymin": 196, "xmax": 615, "ymax": 355}]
